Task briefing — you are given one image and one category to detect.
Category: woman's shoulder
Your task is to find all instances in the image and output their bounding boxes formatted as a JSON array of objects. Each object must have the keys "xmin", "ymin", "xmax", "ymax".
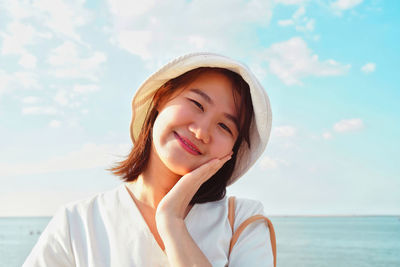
[
  {"xmin": 226, "ymin": 196, "xmax": 266, "ymax": 230},
  {"xmin": 195, "ymin": 196, "xmax": 266, "ymax": 225},
  {"xmin": 59, "ymin": 183, "xmax": 125, "ymax": 216},
  {"xmin": 231, "ymin": 196, "xmax": 265, "ymax": 216}
]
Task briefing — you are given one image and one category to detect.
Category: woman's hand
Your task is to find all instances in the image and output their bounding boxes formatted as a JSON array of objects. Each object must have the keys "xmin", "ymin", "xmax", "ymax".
[
  {"xmin": 155, "ymin": 153, "xmax": 232, "ymax": 222},
  {"xmin": 155, "ymin": 153, "xmax": 232, "ymax": 267}
]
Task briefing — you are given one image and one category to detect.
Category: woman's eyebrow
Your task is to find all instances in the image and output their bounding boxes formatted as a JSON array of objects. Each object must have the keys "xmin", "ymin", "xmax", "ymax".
[
  {"xmin": 190, "ymin": 88, "xmax": 239, "ymax": 132},
  {"xmin": 190, "ymin": 88, "xmax": 213, "ymax": 104}
]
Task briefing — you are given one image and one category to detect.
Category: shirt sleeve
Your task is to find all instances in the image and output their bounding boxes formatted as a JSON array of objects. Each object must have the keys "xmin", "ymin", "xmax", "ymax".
[
  {"xmin": 228, "ymin": 199, "xmax": 274, "ymax": 267},
  {"xmin": 22, "ymin": 206, "xmax": 76, "ymax": 267}
]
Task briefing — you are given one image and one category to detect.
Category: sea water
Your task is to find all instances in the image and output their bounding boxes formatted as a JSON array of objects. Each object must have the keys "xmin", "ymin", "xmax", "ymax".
[
  {"xmin": 0, "ymin": 217, "xmax": 50, "ymax": 267},
  {"xmin": 272, "ymin": 216, "xmax": 400, "ymax": 267},
  {"xmin": 1, "ymin": 216, "xmax": 399, "ymax": 267}
]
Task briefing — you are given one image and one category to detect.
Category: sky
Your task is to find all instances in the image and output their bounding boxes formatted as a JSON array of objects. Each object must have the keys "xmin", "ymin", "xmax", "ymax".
[{"xmin": 0, "ymin": 0, "xmax": 399, "ymax": 216}]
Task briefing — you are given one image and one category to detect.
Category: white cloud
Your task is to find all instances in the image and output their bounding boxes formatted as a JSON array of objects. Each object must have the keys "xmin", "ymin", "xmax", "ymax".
[
  {"xmin": 264, "ymin": 37, "xmax": 350, "ymax": 85},
  {"xmin": 260, "ymin": 156, "xmax": 278, "ymax": 169},
  {"xmin": 1, "ymin": 21, "xmax": 37, "ymax": 55},
  {"xmin": 22, "ymin": 106, "xmax": 59, "ymax": 115},
  {"xmin": 277, "ymin": 6, "xmax": 315, "ymax": 33},
  {"xmin": 278, "ymin": 19, "xmax": 294, "ymax": 26},
  {"xmin": 313, "ymin": 35, "xmax": 320, "ymax": 41},
  {"xmin": 2, "ymin": 0, "xmax": 91, "ymax": 43},
  {"xmin": 73, "ymin": 84, "xmax": 99, "ymax": 94},
  {"xmin": 48, "ymin": 41, "xmax": 77, "ymax": 65},
  {"xmin": 0, "ymin": 70, "xmax": 40, "ymax": 97},
  {"xmin": 296, "ymin": 18, "xmax": 315, "ymax": 32},
  {"xmin": 33, "ymin": 0, "xmax": 90, "ymax": 42},
  {"xmin": 54, "ymin": 90, "xmax": 84, "ymax": 109},
  {"xmin": 49, "ymin": 119, "xmax": 61, "ymax": 128},
  {"xmin": 107, "ymin": 0, "xmax": 273, "ymax": 63},
  {"xmin": 22, "ymin": 96, "xmax": 40, "ymax": 104},
  {"xmin": 0, "ymin": 0, "xmax": 92, "ymax": 76},
  {"xmin": 361, "ymin": 62, "xmax": 376, "ymax": 73},
  {"xmin": 0, "ymin": 71, "xmax": 15, "ymax": 95},
  {"xmin": 259, "ymin": 156, "xmax": 288, "ymax": 170},
  {"xmin": 0, "ymin": 21, "xmax": 40, "ymax": 68},
  {"xmin": 331, "ymin": 0, "xmax": 363, "ymax": 10},
  {"xmin": 274, "ymin": 0, "xmax": 308, "ymax": 5},
  {"xmin": 48, "ymin": 41, "xmax": 107, "ymax": 81},
  {"xmin": 3, "ymin": 0, "xmax": 32, "ymax": 20},
  {"xmin": 108, "ymin": 0, "xmax": 156, "ymax": 17},
  {"xmin": 322, "ymin": 131, "xmax": 333, "ymax": 139},
  {"xmin": 333, "ymin": 118, "xmax": 364, "ymax": 133},
  {"xmin": 293, "ymin": 6, "xmax": 306, "ymax": 18},
  {"xmin": 54, "ymin": 90, "xmax": 69, "ymax": 106},
  {"xmin": 112, "ymin": 30, "xmax": 153, "ymax": 60},
  {"xmin": 272, "ymin": 125, "xmax": 297, "ymax": 137},
  {"xmin": 18, "ymin": 53, "xmax": 37, "ymax": 68},
  {"xmin": 14, "ymin": 72, "xmax": 41, "ymax": 89},
  {"xmin": 0, "ymin": 143, "xmax": 131, "ymax": 176}
]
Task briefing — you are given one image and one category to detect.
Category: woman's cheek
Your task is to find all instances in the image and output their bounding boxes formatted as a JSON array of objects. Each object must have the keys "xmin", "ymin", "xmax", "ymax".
[{"xmin": 212, "ymin": 135, "xmax": 235, "ymax": 158}]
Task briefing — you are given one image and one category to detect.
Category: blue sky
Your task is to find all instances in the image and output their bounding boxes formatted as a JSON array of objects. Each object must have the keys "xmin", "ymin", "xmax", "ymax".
[{"xmin": 0, "ymin": 0, "xmax": 399, "ymax": 216}]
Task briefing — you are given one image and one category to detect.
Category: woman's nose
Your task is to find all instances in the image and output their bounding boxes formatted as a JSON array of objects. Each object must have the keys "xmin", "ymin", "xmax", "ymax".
[{"xmin": 188, "ymin": 121, "xmax": 211, "ymax": 144}]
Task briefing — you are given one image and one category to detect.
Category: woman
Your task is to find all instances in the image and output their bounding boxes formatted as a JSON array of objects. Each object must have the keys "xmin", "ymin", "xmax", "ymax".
[{"xmin": 24, "ymin": 53, "xmax": 274, "ymax": 266}]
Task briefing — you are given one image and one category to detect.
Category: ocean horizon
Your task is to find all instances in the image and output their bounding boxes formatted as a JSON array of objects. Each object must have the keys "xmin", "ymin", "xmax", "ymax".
[
  {"xmin": 3, "ymin": 213, "xmax": 399, "ymax": 218},
  {"xmin": 1, "ymin": 216, "xmax": 399, "ymax": 267}
]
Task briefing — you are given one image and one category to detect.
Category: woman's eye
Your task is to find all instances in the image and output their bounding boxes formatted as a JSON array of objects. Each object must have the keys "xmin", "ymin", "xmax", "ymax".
[
  {"xmin": 189, "ymin": 99, "xmax": 204, "ymax": 111},
  {"xmin": 219, "ymin": 123, "xmax": 232, "ymax": 135}
]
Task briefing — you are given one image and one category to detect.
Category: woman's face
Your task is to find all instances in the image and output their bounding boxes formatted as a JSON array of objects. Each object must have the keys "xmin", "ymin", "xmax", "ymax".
[{"xmin": 151, "ymin": 71, "xmax": 239, "ymax": 176}]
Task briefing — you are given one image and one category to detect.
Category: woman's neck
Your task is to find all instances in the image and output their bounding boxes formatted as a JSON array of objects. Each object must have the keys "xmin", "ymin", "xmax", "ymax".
[{"xmin": 128, "ymin": 147, "xmax": 181, "ymax": 210}]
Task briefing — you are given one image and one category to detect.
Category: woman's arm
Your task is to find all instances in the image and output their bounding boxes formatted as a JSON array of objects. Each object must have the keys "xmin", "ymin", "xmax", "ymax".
[
  {"xmin": 155, "ymin": 155, "xmax": 231, "ymax": 267},
  {"xmin": 157, "ymin": 217, "xmax": 211, "ymax": 267}
]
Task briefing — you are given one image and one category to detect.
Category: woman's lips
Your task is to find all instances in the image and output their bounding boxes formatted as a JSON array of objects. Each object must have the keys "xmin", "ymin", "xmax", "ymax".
[{"xmin": 173, "ymin": 132, "xmax": 202, "ymax": 155}]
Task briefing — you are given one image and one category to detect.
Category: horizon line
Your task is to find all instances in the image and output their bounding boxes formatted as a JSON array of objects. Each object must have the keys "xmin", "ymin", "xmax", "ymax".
[{"xmin": 1, "ymin": 214, "xmax": 400, "ymax": 218}]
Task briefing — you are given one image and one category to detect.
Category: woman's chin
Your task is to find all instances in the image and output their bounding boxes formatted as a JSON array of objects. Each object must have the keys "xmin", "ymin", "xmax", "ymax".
[
  {"xmin": 170, "ymin": 166, "xmax": 195, "ymax": 176},
  {"xmin": 165, "ymin": 162, "xmax": 202, "ymax": 176}
]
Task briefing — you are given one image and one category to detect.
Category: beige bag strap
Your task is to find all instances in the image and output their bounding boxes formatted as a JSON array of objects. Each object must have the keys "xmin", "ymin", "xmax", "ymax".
[{"xmin": 228, "ymin": 196, "xmax": 277, "ymax": 267}]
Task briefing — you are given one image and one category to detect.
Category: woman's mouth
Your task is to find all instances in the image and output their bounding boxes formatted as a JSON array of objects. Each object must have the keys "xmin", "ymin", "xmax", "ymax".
[{"xmin": 173, "ymin": 132, "xmax": 202, "ymax": 155}]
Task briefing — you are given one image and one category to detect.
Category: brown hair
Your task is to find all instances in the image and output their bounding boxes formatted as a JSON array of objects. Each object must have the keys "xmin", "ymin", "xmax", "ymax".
[{"xmin": 108, "ymin": 67, "xmax": 254, "ymax": 204}]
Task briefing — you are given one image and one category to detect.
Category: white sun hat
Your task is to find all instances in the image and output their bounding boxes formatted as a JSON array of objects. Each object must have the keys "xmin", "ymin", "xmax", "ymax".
[{"xmin": 130, "ymin": 52, "xmax": 272, "ymax": 185}]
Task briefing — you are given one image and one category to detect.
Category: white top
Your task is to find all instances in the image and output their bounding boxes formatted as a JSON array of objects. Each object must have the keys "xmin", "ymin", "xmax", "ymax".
[{"xmin": 23, "ymin": 183, "xmax": 274, "ymax": 267}]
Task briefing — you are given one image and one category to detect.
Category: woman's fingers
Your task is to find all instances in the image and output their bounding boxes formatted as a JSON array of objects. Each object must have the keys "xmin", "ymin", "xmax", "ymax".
[
  {"xmin": 168, "ymin": 153, "xmax": 233, "ymax": 202},
  {"xmin": 188, "ymin": 154, "xmax": 232, "ymax": 184},
  {"xmin": 156, "ymin": 153, "xmax": 232, "ymax": 220}
]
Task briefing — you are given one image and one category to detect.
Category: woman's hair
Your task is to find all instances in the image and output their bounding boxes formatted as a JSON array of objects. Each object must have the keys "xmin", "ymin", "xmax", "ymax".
[{"xmin": 108, "ymin": 67, "xmax": 254, "ymax": 204}]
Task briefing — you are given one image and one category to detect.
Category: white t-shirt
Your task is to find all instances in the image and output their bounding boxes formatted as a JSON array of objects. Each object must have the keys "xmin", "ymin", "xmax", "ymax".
[{"xmin": 23, "ymin": 183, "xmax": 274, "ymax": 266}]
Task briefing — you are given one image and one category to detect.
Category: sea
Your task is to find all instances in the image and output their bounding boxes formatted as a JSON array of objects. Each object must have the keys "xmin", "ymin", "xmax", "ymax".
[{"xmin": 1, "ymin": 216, "xmax": 399, "ymax": 267}]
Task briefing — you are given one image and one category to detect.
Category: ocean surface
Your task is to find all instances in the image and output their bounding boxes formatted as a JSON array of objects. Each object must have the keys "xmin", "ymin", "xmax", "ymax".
[{"xmin": 1, "ymin": 216, "xmax": 399, "ymax": 267}]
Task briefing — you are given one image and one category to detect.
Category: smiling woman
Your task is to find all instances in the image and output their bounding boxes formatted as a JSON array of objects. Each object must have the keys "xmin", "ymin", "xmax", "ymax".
[
  {"xmin": 23, "ymin": 53, "xmax": 275, "ymax": 267},
  {"xmin": 113, "ymin": 67, "xmax": 254, "ymax": 204}
]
